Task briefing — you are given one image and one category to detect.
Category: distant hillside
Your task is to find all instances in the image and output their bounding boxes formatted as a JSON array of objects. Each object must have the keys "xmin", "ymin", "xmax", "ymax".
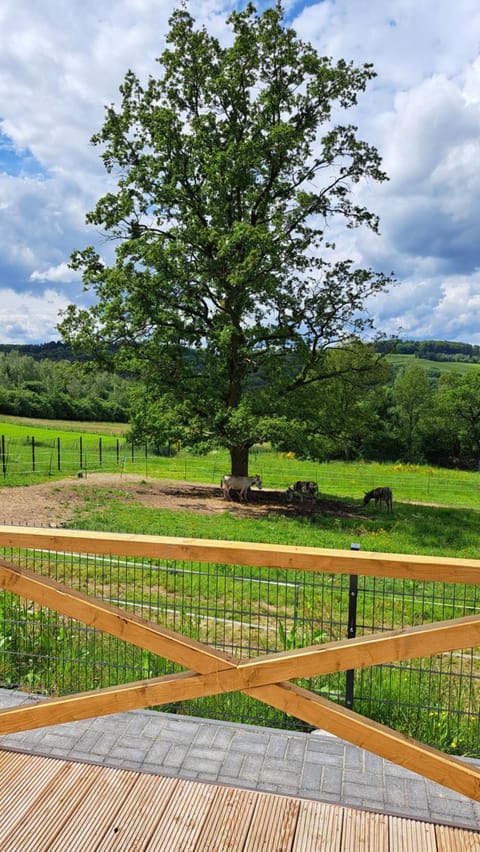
[
  {"xmin": 3, "ymin": 338, "xmax": 480, "ymax": 369},
  {"xmin": 386, "ymin": 353, "xmax": 480, "ymax": 375},
  {"xmin": 0, "ymin": 341, "xmax": 76, "ymax": 360},
  {"xmin": 377, "ymin": 339, "xmax": 480, "ymax": 364}
]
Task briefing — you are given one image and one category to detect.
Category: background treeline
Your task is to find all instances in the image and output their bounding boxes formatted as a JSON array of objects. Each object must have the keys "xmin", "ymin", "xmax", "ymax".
[
  {"xmin": 2, "ymin": 342, "xmax": 480, "ymax": 469},
  {"xmin": 377, "ymin": 338, "xmax": 480, "ymax": 362},
  {"xmin": 0, "ymin": 349, "xmax": 131, "ymax": 422}
]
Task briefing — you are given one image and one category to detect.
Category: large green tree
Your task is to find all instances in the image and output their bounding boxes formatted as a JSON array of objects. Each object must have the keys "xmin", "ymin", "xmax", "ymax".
[
  {"xmin": 390, "ymin": 362, "xmax": 433, "ymax": 461},
  {"xmin": 59, "ymin": 2, "xmax": 392, "ymax": 475}
]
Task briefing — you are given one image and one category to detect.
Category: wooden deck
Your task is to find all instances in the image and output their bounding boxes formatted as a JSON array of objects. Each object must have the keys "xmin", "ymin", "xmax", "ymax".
[{"xmin": 0, "ymin": 749, "xmax": 478, "ymax": 851}]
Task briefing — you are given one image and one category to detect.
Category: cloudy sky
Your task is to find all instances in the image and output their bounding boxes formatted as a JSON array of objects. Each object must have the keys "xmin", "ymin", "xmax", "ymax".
[{"xmin": 1, "ymin": 0, "xmax": 479, "ymax": 345}]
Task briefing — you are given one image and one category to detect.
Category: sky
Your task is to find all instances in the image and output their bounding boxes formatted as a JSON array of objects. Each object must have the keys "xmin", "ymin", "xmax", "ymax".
[{"xmin": 0, "ymin": 0, "xmax": 479, "ymax": 345}]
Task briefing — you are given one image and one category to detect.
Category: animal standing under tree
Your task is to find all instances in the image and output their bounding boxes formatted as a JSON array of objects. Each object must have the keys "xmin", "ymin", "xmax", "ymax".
[{"xmin": 363, "ymin": 486, "xmax": 393, "ymax": 513}]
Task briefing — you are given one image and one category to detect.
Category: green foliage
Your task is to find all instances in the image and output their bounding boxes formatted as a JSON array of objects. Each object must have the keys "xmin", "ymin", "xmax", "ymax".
[
  {"xmin": 0, "ymin": 351, "xmax": 132, "ymax": 423},
  {"xmin": 59, "ymin": 3, "xmax": 392, "ymax": 474}
]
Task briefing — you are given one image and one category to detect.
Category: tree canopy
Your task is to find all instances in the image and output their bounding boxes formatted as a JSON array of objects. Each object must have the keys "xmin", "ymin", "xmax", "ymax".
[{"xmin": 59, "ymin": 1, "xmax": 393, "ymax": 474}]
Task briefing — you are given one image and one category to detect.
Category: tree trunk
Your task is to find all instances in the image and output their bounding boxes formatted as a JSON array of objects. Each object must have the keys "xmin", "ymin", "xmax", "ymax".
[{"xmin": 230, "ymin": 445, "xmax": 249, "ymax": 476}]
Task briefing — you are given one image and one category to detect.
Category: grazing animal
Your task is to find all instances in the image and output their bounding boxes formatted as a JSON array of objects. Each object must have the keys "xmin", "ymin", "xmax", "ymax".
[
  {"xmin": 363, "ymin": 486, "xmax": 393, "ymax": 513},
  {"xmin": 221, "ymin": 474, "xmax": 262, "ymax": 501},
  {"xmin": 286, "ymin": 480, "xmax": 318, "ymax": 504}
]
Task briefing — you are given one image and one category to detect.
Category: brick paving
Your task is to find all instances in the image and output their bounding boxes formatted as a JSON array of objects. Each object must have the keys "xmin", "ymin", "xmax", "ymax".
[{"xmin": 0, "ymin": 689, "xmax": 479, "ymax": 830}]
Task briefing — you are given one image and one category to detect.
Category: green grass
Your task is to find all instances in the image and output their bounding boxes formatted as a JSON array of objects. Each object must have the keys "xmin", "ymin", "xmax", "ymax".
[
  {"xmin": 68, "ymin": 492, "xmax": 480, "ymax": 559},
  {"xmin": 387, "ymin": 353, "xmax": 480, "ymax": 374},
  {"xmin": 0, "ymin": 414, "xmax": 128, "ymax": 435}
]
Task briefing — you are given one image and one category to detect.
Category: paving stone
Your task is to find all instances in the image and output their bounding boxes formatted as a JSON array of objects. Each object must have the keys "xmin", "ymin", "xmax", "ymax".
[
  {"xmin": 90, "ymin": 733, "xmax": 119, "ymax": 756},
  {"xmin": 182, "ymin": 756, "xmax": 222, "ymax": 775},
  {"xmin": 217, "ymin": 752, "xmax": 244, "ymax": 779},
  {"xmin": 265, "ymin": 737, "xmax": 288, "ymax": 759},
  {"xmin": 163, "ymin": 744, "xmax": 189, "ymax": 768},
  {"xmin": 321, "ymin": 767, "xmax": 343, "ymax": 795},
  {"xmin": 286, "ymin": 738, "xmax": 307, "ymax": 762},
  {"xmin": 301, "ymin": 761, "xmax": 323, "ymax": 789},
  {"xmin": 241, "ymin": 754, "xmax": 265, "ymax": 781}
]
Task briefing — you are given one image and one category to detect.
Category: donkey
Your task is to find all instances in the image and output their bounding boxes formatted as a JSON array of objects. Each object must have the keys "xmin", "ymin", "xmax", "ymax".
[{"xmin": 363, "ymin": 486, "xmax": 393, "ymax": 514}]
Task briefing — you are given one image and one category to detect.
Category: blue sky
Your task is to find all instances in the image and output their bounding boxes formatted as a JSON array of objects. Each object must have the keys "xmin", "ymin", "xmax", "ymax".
[{"xmin": 0, "ymin": 0, "xmax": 479, "ymax": 344}]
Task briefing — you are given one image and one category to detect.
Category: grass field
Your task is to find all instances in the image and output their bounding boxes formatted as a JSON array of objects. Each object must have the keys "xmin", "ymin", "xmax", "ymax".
[{"xmin": 387, "ymin": 353, "xmax": 480, "ymax": 374}]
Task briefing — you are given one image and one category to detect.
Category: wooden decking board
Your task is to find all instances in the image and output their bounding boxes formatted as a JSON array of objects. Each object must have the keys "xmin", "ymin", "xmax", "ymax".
[
  {"xmin": 95, "ymin": 773, "xmax": 181, "ymax": 851},
  {"xmin": 3, "ymin": 760, "xmax": 102, "ymax": 851},
  {"xmin": 193, "ymin": 784, "xmax": 259, "ymax": 851},
  {"xmin": 146, "ymin": 776, "xmax": 219, "ymax": 851},
  {"xmin": 243, "ymin": 790, "xmax": 300, "ymax": 851},
  {"xmin": 0, "ymin": 752, "xmax": 73, "ymax": 840},
  {"xmin": 341, "ymin": 808, "xmax": 389, "ymax": 851},
  {"xmin": 292, "ymin": 800, "xmax": 344, "ymax": 851},
  {"xmin": 389, "ymin": 815, "xmax": 438, "ymax": 852},
  {"xmin": 0, "ymin": 749, "xmax": 478, "ymax": 850},
  {"xmin": 48, "ymin": 765, "xmax": 145, "ymax": 851},
  {"xmin": 435, "ymin": 823, "xmax": 480, "ymax": 851}
]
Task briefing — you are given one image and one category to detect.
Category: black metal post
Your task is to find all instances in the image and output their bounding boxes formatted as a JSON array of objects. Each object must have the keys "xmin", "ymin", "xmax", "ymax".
[
  {"xmin": 345, "ymin": 543, "xmax": 360, "ymax": 710},
  {"xmin": 1, "ymin": 435, "xmax": 5, "ymax": 477},
  {"xmin": 31, "ymin": 435, "xmax": 35, "ymax": 472}
]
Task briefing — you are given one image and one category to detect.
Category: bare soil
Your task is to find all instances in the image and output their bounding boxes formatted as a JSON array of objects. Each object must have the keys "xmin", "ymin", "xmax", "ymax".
[{"xmin": 0, "ymin": 473, "xmax": 361, "ymax": 527}]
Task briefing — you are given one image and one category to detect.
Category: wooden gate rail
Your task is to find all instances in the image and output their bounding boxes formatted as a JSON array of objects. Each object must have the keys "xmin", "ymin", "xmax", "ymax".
[
  {"xmin": 1, "ymin": 525, "xmax": 480, "ymax": 584},
  {"xmin": 0, "ymin": 528, "xmax": 479, "ymax": 804}
]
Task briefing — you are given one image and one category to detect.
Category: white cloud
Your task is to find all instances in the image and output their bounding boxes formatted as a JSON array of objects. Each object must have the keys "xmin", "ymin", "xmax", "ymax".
[
  {"xmin": 30, "ymin": 263, "xmax": 80, "ymax": 284},
  {"xmin": 0, "ymin": 288, "xmax": 71, "ymax": 343},
  {"xmin": 0, "ymin": 0, "xmax": 479, "ymax": 344}
]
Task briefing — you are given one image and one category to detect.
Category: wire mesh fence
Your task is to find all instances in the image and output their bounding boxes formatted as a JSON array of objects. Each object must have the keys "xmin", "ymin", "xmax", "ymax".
[{"xmin": 1, "ymin": 544, "xmax": 479, "ymax": 756}]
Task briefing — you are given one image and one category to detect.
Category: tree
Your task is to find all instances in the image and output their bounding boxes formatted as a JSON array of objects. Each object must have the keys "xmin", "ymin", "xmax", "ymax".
[
  {"xmin": 390, "ymin": 363, "xmax": 433, "ymax": 461},
  {"xmin": 275, "ymin": 342, "xmax": 390, "ymax": 461},
  {"xmin": 59, "ymin": 2, "xmax": 392, "ymax": 475},
  {"xmin": 435, "ymin": 373, "xmax": 480, "ymax": 467}
]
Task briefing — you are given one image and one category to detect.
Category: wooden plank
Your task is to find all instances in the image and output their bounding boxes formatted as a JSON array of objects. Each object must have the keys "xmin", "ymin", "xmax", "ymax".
[
  {"xmin": 243, "ymin": 790, "xmax": 300, "ymax": 851},
  {"xmin": 236, "ymin": 614, "xmax": 480, "ymax": 684},
  {"xmin": 341, "ymin": 808, "xmax": 388, "ymax": 851},
  {"xmin": 247, "ymin": 681, "xmax": 480, "ymax": 803},
  {"xmin": 1, "ymin": 760, "xmax": 103, "ymax": 851},
  {"xmin": 0, "ymin": 604, "xmax": 478, "ymax": 735},
  {"xmin": 194, "ymin": 785, "xmax": 260, "ymax": 851},
  {"xmin": 292, "ymin": 800, "xmax": 344, "ymax": 851},
  {"xmin": 435, "ymin": 823, "xmax": 480, "ymax": 850},
  {"xmin": 146, "ymin": 777, "xmax": 218, "ymax": 851},
  {"xmin": 0, "ymin": 752, "xmax": 73, "ymax": 840},
  {"xmin": 389, "ymin": 815, "xmax": 438, "ymax": 852},
  {"xmin": 1, "ymin": 525, "xmax": 480, "ymax": 583},
  {"xmin": 70, "ymin": 772, "xmax": 178, "ymax": 852}
]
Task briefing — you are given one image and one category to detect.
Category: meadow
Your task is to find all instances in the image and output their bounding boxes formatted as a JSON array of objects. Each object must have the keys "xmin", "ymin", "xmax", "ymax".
[{"xmin": 386, "ymin": 353, "xmax": 480, "ymax": 374}]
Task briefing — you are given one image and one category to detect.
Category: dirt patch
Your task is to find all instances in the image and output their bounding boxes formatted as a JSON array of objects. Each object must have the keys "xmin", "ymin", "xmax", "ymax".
[{"xmin": 0, "ymin": 473, "xmax": 361, "ymax": 527}]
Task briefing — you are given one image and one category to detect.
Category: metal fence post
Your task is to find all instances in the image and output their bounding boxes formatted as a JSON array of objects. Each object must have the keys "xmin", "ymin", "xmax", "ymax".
[{"xmin": 345, "ymin": 543, "xmax": 360, "ymax": 710}]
